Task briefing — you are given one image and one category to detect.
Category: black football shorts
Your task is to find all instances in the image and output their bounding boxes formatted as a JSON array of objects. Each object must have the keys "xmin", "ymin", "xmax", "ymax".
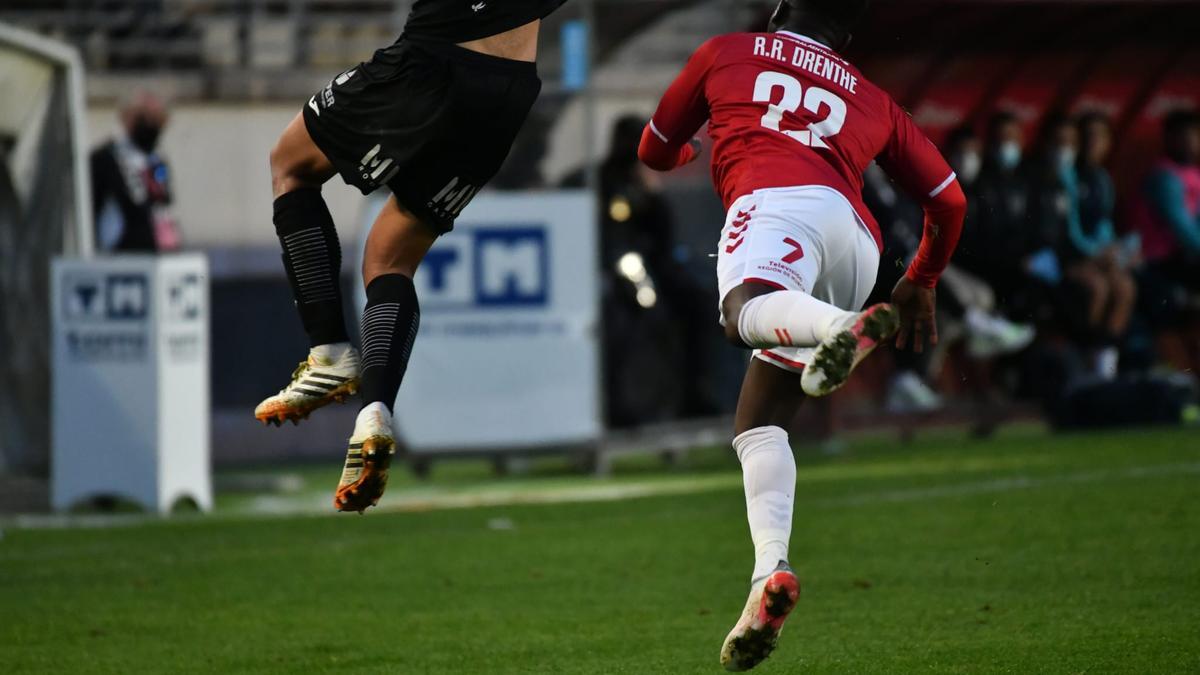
[{"xmin": 303, "ymin": 38, "xmax": 542, "ymax": 233}]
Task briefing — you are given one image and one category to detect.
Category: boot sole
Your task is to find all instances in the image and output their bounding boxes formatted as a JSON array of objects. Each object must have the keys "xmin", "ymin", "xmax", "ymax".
[
  {"xmin": 721, "ymin": 571, "xmax": 801, "ymax": 672},
  {"xmin": 334, "ymin": 435, "xmax": 395, "ymax": 513},
  {"xmin": 802, "ymin": 305, "xmax": 900, "ymax": 397},
  {"xmin": 254, "ymin": 380, "xmax": 359, "ymax": 427}
]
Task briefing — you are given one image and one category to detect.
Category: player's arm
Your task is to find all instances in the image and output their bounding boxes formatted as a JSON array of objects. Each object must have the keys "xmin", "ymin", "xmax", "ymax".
[
  {"xmin": 877, "ymin": 103, "xmax": 968, "ymax": 351},
  {"xmin": 637, "ymin": 38, "xmax": 720, "ymax": 171}
]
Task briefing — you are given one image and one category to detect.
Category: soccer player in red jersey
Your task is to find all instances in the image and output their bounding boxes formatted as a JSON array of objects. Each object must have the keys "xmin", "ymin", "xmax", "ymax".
[{"xmin": 638, "ymin": 0, "xmax": 966, "ymax": 669}]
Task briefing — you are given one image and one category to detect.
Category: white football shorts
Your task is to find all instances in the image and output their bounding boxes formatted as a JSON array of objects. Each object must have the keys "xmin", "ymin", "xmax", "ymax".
[{"xmin": 716, "ymin": 186, "xmax": 881, "ymax": 372}]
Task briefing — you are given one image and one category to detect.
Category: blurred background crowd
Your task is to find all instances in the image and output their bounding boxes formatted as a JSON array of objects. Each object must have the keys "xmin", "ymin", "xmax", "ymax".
[{"xmin": 2, "ymin": 0, "xmax": 1199, "ymax": 470}]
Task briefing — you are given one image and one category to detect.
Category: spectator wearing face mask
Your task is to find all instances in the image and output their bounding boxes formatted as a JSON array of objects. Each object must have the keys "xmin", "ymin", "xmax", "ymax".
[
  {"xmin": 91, "ymin": 89, "xmax": 180, "ymax": 252},
  {"xmin": 864, "ymin": 126, "xmax": 1033, "ymax": 420},
  {"xmin": 937, "ymin": 126, "xmax": 1035, "ymax": 362},
  {"xmin": 957, "ymin": 112, "xmax": 1030, "ymax": 309},
  {"xmin": 1026, "ymin": 114, "xmax": 1126, "ymax": 378}
]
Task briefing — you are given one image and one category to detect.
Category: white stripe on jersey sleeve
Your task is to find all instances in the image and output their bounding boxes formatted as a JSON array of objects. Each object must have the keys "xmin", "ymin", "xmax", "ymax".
[
  {"xmin": 928, "ymin": 172, "xmax": 957, "ymax": 199},
  {"xmin": 648, "ymin": 119, "xmax": 670, "ymax": 143}
]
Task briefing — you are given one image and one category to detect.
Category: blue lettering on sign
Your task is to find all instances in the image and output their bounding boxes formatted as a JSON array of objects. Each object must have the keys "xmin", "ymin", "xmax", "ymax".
[
  {"xmin": 105, "ymin": 274, "xmax": 149, "ymax": 319},
  {"xmin": 473, "ymin": 229, "xmax": 547, "ymax": 306},
  {"xmin": 65, "ymin": 273, "xmax": 150, "ymax": 320},
  {"xmin": 417, "ymin": 226, "xmax": 549, "ymax": 309},
  {"xmin": 423, "ymin": 248, "xmax": 460, "ymax": 292}
]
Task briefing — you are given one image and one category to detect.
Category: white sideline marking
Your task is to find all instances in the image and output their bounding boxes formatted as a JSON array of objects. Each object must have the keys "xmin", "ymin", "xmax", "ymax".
[
  {"xmin": 3, "ymin": 462, "xmax": 1197, "ymax": 531},
  {"xmin": 817, "ymin": 462, "xmax": 1200, "ymax": 508}
]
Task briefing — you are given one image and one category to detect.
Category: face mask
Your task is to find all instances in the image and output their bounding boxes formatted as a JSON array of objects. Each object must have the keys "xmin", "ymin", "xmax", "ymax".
[
  {"xmin": 955, "ymin": 150, "xmax": 982, "ymax": 183},
  {"xmin": 998, "ymin": 141, "xmax": 1022, "ymax": 170},
  {"xmin": 130, "ymin": 118, "xmax": 161, "ymax": 154}
]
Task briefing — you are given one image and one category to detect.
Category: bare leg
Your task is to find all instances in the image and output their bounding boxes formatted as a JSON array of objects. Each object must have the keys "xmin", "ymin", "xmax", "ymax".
[
  {"xmin": 734, "ymin": 358, "xmax": 807, "ymax": 435},
  {"xmin": 1068, "ymin": 262, "xmax": 1110, "ymax": 330},
  {"xmin": 361, "ymin": 195, "xmax": 439, "ymax": 285},
  {"xmin": 270, "ymin": 113, "xmax": 336, "ymax": 198},
  {"xmin": 1104, "ymin": 266, "xmax": 1137, "ymax": 338}
]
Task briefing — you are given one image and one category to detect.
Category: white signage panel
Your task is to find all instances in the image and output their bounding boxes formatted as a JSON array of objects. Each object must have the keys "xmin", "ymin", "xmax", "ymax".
[
  {"xmin": 358, "ymin": 190, "xmax": 601, "ymax": 452},
  {"xmin": 51, "ymin": 254, "xmax": 211, "ymax": 512}
]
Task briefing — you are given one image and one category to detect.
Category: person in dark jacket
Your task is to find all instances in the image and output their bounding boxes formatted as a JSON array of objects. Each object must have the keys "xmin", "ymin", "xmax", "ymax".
[
  {"xmin": 90, "ymin": 90, "xmax": 179, "ymax": 252},
  {"xmin": 958, "ymin": 111, "xmax": 1031, "ymax": 309}
]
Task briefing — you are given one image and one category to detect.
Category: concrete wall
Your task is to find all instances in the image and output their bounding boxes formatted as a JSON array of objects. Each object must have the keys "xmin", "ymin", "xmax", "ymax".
[{"xmin": 87, "ymin": 104, "xmax": 367, "ymax": 248}]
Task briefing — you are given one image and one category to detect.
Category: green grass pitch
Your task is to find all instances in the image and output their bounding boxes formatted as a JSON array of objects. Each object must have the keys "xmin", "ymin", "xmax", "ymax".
[{"xmin": 2, "ymin": 426, "xmax": 1198, "ymax": 673}]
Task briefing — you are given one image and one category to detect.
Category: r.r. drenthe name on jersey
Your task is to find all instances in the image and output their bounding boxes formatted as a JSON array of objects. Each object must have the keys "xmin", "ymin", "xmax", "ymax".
[{"xmin": 753, "ymin": 35, "xmax": 859, "ymax": 94}]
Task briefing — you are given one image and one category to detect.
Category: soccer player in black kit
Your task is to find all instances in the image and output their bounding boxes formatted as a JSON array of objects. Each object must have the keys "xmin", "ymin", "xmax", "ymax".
[{"xmin": 254, "ymin": 0, "xmax": 567, "ymax": 512}]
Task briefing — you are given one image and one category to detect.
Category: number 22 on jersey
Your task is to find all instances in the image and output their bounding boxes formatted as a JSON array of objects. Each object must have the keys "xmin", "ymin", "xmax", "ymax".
[{"xmin": 752, "ymin": 71, "xmax": 846, "ymax": 149}]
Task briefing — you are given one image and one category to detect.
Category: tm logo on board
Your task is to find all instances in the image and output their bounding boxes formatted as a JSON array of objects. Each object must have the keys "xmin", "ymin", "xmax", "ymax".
[
  {"xmin": 418, "ymin": 227, "xmax": 549, "ymax": 309},
  {"xmin": 64, "ymin": 273, "xmax": 150, "ymax": 321}
]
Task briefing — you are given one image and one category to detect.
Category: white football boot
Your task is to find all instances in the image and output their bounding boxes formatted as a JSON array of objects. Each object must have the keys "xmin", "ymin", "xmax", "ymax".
[
  {"xmin": 719, "ymin": 561, "xmax": 801, "ymax": 671},
  {"xmin": 333, "ymin": 404, "xmax": 396, "ymax": 513},
  {"xmin": 254, "ymin": 345, "xmax": 360, "ymax": 426},
  {"xmin": 885, "ymin": 371, "xmax": 944, "ymax": 414},
  {"xmin": 965, "ymin": 308, "xmax": 1035, "ymax": 358},
  {"xmin": 801, "ymin": 303, "xmax": 900, "ymax": 397}
]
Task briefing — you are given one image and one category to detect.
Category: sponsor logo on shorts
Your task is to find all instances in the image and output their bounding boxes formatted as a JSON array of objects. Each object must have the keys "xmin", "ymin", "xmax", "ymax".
[
  {"xmin": 428, "ymin": 176, "xmax": 481, "ymax": 221},
  {"xmin": 781, "ymin": 237, "xmax": 805, "ymax": 263},
  {"xmin": 358, "ymin": 144, "xmax": 400, "ymax": 187},
  {"xmin": 310, "ymin": 69, "xmax": 355, "ymax": 117},
  {"xmin": 753, "ymin": 260, "xmax": 807, "ymax": 291},
  {"xmin": 471, "ymin": 2, "xmax": 487, "ymax": 12}
]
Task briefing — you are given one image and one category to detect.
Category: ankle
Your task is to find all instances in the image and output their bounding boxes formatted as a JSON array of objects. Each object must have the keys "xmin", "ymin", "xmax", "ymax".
[
  {"xmin": 356, "ymin": 401, "xmax": 392, "ymax": 425},
  {"xmin": 311, "ymin": 341, "xmax": 352, "ymax": 363},
  {"xmin": 814, "ymin": 309, "xmax": 858, "ymax": 341}
]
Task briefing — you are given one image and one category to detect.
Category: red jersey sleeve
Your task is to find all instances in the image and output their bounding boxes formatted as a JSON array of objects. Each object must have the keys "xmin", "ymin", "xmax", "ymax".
[
  {"xmin": 637, "ymin": 37, "xmax": 722, "ymax": 171},
  {"xmin": 877, "ymin": 101, "xmax": 966, "ymax": 288}
]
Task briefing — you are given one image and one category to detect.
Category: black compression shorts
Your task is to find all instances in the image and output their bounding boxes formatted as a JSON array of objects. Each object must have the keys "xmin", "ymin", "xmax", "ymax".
[{"xmin": 302, "ymin": 39, "xmax": 541, "ymax": 233}]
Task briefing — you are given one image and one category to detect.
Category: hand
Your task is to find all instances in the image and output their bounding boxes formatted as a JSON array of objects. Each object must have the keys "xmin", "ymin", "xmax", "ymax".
[
  {"xmin": 683, "ymin": 138, "xmax": 703, "ymax": 165},
  {"xmin": 891, "ymin": 276, "xmax": 938, "ymax": 353}
]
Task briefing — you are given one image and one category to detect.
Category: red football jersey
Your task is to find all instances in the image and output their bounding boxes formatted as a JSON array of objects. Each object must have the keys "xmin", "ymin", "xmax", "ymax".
[{"xmin": 639, "ymin": 30, "xmax": 966, "ymax": 286}]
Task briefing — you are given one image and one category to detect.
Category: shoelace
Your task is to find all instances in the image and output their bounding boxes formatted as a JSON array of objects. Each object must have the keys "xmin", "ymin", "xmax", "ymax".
[{"xmin": 278, "ymin": 360, "xmax": 310, "ymax": 394}]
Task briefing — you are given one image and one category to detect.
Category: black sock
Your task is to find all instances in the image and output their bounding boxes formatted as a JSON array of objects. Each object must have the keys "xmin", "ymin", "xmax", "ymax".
[
  {"xmin": 273, "ymin": 189, "xmax": 349, "ymax": 347},
  {"xmin": 359, "ymin": 274, "xmax": 420, "ymax": 413}
]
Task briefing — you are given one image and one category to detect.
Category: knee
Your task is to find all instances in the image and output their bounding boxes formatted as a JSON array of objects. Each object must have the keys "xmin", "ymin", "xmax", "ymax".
[
  {"xmin": 721, "ymin": 283, "xmax": 780, "ymax": 348},
  {"xmin": 721, "ymin": 294, "xmax": 748, "ymax": 347},
  {"xmin": 269, "ymin": 136, "xmax": 314, "ymax": 198},
  {"xmin": 269, "ymin": 141, "xmax": 292, "ymax": 198}
]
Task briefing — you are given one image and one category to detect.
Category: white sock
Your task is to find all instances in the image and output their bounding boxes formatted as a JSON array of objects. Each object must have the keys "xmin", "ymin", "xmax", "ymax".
[
  {"xmin": 356, "ymin": 401, "xmax": 390, "ymax": 428},
  {"xmin": 734, "ymin": 425, "xmax": 796, "ymax": 581},
  {"xmin": 1095, "ymin": 347, "xmax": 1119, "ymax": 380},
  {"xmin": 737, "ymin": 291, "xmax": 857, "ymax": 349},
  {"xmin": 311, "ymin": 341, "xmax": 352, "ymax": 364}
]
